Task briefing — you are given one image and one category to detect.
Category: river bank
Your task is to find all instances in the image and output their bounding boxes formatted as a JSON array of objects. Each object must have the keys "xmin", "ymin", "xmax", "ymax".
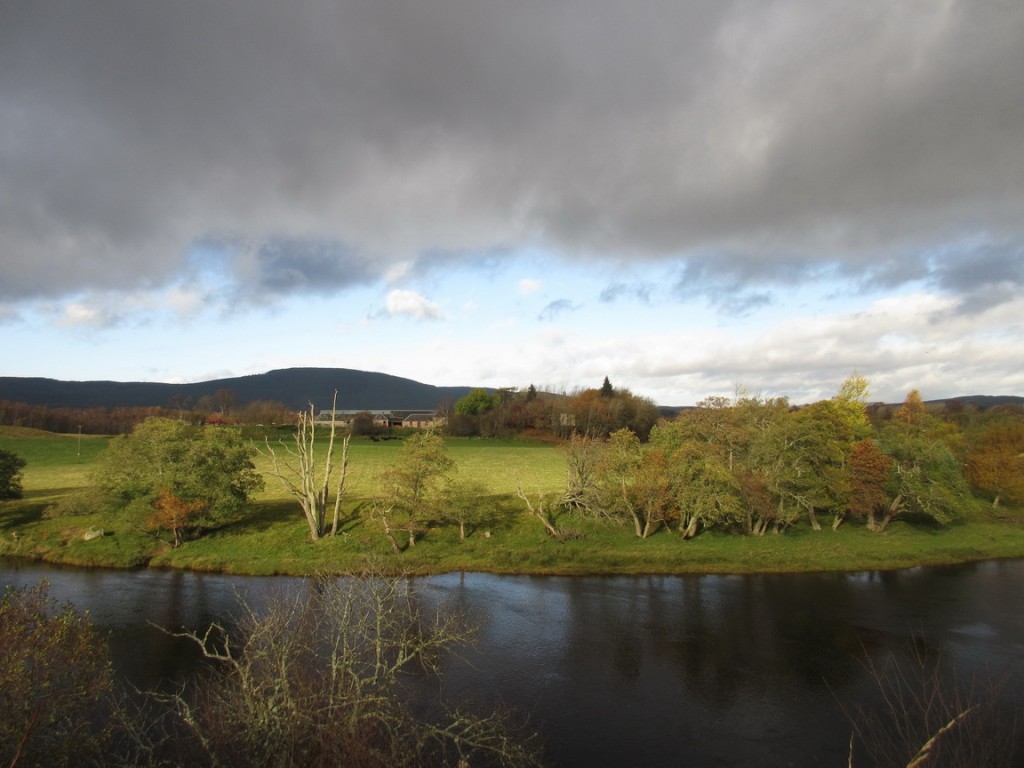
[{"xmin": 3, "ymin": 496, "xmax": 1024, "ymax": 577}]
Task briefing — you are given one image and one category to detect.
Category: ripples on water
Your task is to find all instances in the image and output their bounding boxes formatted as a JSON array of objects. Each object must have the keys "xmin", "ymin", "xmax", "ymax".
[{"xmin": 3, "ymin": 558, "xmax": 1024, "ymax": 767}]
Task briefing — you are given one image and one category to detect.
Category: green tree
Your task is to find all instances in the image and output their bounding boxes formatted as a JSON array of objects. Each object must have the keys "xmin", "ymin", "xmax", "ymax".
[
  {"xmin": 454, "ymin": 388, "xmax": 501, "ymax": 417},
  {"xmin": 438, "ymin": 478, "xmax": 490, "ymax": 540},
  {"xmin": 656, "ymin": 392, "xmax": 789, "ymax": 535},
  {"xmin": 877, "ymin": 425, "xmax": 966, "ymax": 529},
  {"xmin": 747, "ymin": 397, "xmax": 862, "ymax": 533},
  {"xmin": 833, "ymin": 372, "xmax": 871, "ymax": 428},
  {"xmin": 667, "ymin": 442, "xmax": 744, "ymax": 539},
  {"xmin": 746, "ymin": 404, "xmax": 812, "ymax": 533},
  {"xmin": 596, "ymin": 428, "xmax": 648, "ymax": 537},
  {"xmin": 94, "ymin": 417, "xmax": 263, "ymax": 540},
  {"xmin": 0, "ymin": 448, "xmax": 26, "ymax": 500},
  {"xmin": 651, "ymin": 395, "xmax": 748, "ymax": 471},
  {"xmin": 794, "ymin": 396, "xmax": 868, "ymax": 530},
  {"xmin": 452, "ymin": 388, "xmax": 504, "ymax": 436},
  {"xmin": 374, "ymin": 432, "xmax": 455, "ymax": 550}
]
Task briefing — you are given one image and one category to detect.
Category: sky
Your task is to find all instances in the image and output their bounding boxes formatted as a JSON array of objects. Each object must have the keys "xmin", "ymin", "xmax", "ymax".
[{"xmin": 2, "ymin": 1, "xmax": 1023, "ymax": 406}]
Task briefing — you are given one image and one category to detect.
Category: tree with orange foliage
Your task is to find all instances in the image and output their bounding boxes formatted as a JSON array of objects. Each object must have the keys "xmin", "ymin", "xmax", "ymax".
[
  {"xmin": 847, "ymin": 438, "xmax": 895, "ymax": 531},
  {"xmin": 148, "ymin": 490, "xmax": 204, "ymax": 547},
  {"xmin": 895, "ymin": 389, "xmax": 928, "ymax": 426},
  {"xmin": 964, "ymin": 420, "xmax": 1024, "ymax": 507}
]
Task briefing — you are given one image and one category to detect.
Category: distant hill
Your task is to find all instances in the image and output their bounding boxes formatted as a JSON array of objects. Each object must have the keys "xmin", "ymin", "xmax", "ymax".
[
  {"xmin": 924, "ymin": 395, "xmax": 1024, "ymax": 410},
  {"xmin": 0, "ymin": 368, "xmax": 478, "ymax": 411}
]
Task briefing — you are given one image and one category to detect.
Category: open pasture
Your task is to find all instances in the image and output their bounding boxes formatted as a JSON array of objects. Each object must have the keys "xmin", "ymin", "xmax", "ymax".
[{"xmin": 4, "ymin": 427, "xmax": 1024, "ymax": 576}]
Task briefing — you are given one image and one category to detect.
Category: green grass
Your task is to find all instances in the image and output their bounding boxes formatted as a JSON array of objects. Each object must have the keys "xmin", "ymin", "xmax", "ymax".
[{"xmin": 3, "ymin": 427, "xmax": 1024, "ymax": 575}]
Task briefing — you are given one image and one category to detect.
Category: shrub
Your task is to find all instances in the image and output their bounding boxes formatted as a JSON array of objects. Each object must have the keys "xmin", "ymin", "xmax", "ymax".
[{"xmin": 0, "ymin": 581, "xmax": 114, "ymax": 766}]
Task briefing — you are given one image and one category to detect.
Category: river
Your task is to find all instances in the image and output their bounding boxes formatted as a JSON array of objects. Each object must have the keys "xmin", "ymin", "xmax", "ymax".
[{"xmin": 3, "ymin": 558, "xmax": 1024, "ymax": 767}]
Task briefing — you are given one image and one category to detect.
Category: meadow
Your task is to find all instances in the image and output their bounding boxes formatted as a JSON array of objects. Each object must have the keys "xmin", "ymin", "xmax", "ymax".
[{"xmin": 3, "ymin": 426, "xmax": 1024, "ymax": 576}]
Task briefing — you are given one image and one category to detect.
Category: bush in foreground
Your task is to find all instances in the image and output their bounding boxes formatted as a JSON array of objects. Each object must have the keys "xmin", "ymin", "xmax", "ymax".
[
  {"xmin": 0, "ymin": 582, "xmax": 114, "ymax": 767},
  {"xmin": 1, "ymin": 571, "xmax": 542, "ymax": 768}
]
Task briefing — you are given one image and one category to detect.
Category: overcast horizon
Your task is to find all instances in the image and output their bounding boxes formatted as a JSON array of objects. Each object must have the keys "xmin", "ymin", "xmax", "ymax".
[{"xmin": 2, "ymin": 1, "xmax": 1022, "ymax": 407}]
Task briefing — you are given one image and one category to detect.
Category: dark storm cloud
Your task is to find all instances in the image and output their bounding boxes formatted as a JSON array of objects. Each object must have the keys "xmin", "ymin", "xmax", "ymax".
[
  {"xmin": 245, "ymin": 240, "xmax": 378, "ymax": 296},
  {"xmin": 539, "ymin": 299, "xmax": 581, "ymax": 321},
  {"xmin": 600, "ymin": 282, "xmax": 655, "ymax": 305},
  {"xmin": 2, "ymin": 0, "xmax": 1022, "ymax": 308},
  {"xmin": 931, "ymin": 241, "xmax": 1024, "ymax": 316},
  {"xmin": 671, "ymin": 259, "xmax": 775, "ymax": 314},
  {"xmin": 933, "ymin": 242, "xmax": 1024, "ymax": 295}
]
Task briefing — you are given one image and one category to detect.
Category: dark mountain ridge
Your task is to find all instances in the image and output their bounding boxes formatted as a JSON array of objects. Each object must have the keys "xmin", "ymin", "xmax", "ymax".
[
  {"xmin": 0, "ymin": 368, "xmax": 477, "ymax": 411},
  {"xmin": 1, "ymin": 369, "xmax": 1021, "ymax": 414}
]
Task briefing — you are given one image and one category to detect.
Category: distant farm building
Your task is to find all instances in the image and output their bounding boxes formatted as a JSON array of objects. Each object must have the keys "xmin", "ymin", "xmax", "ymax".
[{"xmin": 315, "ymin": 409, "xmax": 444, "ymax": 429}]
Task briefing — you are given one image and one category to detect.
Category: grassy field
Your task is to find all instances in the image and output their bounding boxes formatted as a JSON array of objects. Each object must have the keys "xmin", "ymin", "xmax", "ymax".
[{"xmin": 3, "ymin": 427, "xmax": 1024, "ymax": 576}]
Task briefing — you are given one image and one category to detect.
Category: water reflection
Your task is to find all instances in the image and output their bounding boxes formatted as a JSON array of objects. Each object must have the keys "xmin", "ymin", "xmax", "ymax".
[{"xmin": 4, "ymin": 559, "xmax": 1024, "ymax": 767}]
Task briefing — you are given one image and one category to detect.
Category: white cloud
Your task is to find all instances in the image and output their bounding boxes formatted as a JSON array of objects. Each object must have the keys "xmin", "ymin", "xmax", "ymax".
[
  {"xmin": 384, "ymin": 261, "xmax": 414, "ymax": 283},
  {"xmin": 165, "ymin": 286, "xmax": 207, "ymax": 318},
  {"xmin": 518, "ymin": 278, "xmax": 542, "ymax": 294},
  {"xmin": 49, "ymin": 298, "xmax": 123, "ymax": 329},
  {"xmin": 382, "ymin": 289, "xmax": 444, "ymax": 321}
]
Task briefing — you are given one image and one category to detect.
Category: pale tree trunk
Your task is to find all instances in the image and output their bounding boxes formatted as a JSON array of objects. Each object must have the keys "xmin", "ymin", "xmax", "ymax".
[
  {"xmin": 514, "ymin": 478, "xmax": 561, "ymax": 537},
  {"xmin": 873, "ymin": 494, "xmax": 902, "ymax": 533},
  {"xmin": 807, "ymin": 507, "xmax": 822, "ymax": 532},
  {"xmin": 630, "ymin": 510, "xmax": 644, "ymax": 538},
  {"xmin": 373, "ymin": 503, "xmax": 402, "ymax": 553},
  {"xmin": 258, "ymin": 392, "xmax": 350, "ymax": 541},
  {"xmin": 619, "ymin": 478, "xmax": 644, "ymax": 538},
  {"xmin": 328, "ymin": 432, "xmax": 350, "ymax": 536},
  {"xmin": 773, "ymin": 500, "xmax": 786, "ymax": 533}
]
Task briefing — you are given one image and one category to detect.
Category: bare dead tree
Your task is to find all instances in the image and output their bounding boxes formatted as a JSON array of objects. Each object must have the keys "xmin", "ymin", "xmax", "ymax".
[
  {"xmin": 513, "ymin": 475, "xmax": 562, "ymax": 538},
  {"xmin": 369, "ymin": 499, "xmax": 404, "ymax": 553},
  {"xmin": 151, "ymin": 565, "xmax": 542, "ymax": 767},
  {"xmin": 257, "ymin": 392, "xmax": 350, "ymax": 540}
]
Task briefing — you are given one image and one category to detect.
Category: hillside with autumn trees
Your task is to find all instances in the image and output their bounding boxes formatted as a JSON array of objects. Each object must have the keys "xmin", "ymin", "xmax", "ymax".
[
  {"xmin": 468, "ymin": 378, "xmax": 1018, "ymax": 544},
  {"xmin": 453, "ymin": 376, "xmax": 1022, "ymax": 534},
  {"xmin": 2, "ymin": 370, "xmax": 1023, "ymax": 548}
]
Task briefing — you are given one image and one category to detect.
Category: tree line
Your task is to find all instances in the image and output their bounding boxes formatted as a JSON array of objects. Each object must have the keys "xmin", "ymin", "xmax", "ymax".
[
  {"xmin": 0, "ymin": 394, "xmax": 295, "ymax": 435},
  {"xmin": 1, "ymin": 377, "xmax": 653, "ymax": 438},
  {"xmin": 596, "ymin": 378, "xmax": 1020, "ymax": 538},
  {"xmin": 446, "ymin": 377, "xmax": 662, "ymax": 439}
]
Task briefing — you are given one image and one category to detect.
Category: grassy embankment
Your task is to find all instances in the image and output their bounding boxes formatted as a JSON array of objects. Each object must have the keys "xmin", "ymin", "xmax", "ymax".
[{"xmin": 2, "ymin": 426, "xmax": 1024, "ymax": 576}]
